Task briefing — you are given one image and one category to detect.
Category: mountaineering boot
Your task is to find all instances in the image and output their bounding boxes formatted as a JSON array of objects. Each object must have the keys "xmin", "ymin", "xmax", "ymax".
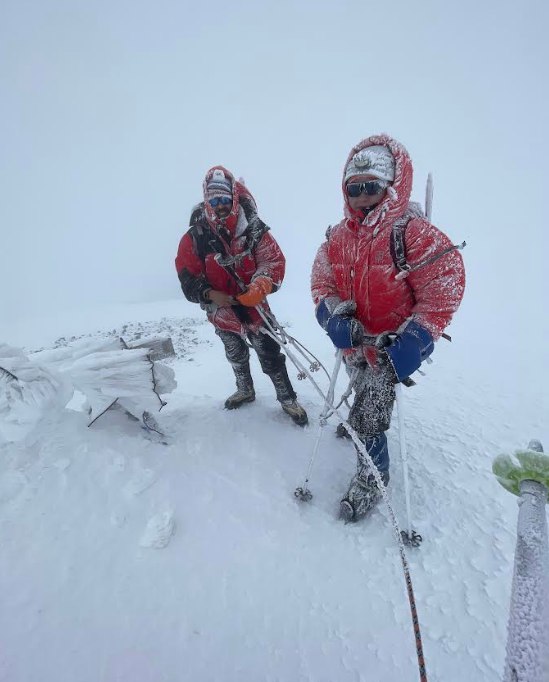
[
  {"xmin": 281, "ymin": 399, "xmax": 309, "ymax": 426},
  {"xmin": 224, "ymin": 388, "xmax": 255, "ymax": 409},
  {"xmin": 262, "ymin": 362, "xmax": 308, "ymax": 426},
  {"xmin": 339, "ymin": 470, "xmax": 390, "ymax": 523},
  {"xmin": 225, "ymin": 364, "xmax": 255, "ymax": 410}
]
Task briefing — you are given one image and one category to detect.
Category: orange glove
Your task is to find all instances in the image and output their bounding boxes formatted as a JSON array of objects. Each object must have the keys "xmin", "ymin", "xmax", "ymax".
[{"xmin": 236, "ymin": 276, "xmax": 273, "ymax": 307}]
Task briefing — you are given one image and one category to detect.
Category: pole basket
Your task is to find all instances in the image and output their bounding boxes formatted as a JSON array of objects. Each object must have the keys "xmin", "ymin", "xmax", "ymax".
[
  {"xmin": 401, "ymin": 529, "xmax": 423, "ymax": 547},
  {"xmin": 294, "ymin": 487, "xmax": 313, "ymax": 502}
]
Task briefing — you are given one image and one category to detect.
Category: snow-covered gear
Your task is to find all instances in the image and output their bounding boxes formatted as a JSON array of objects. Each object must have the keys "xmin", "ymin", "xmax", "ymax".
[
  {"xmin": 316, "ymin": 300, "xmax": 365, "ymax": 349},
  {"xmin": 359, "ymin": 432, "xmax": 389, "ymax": 472},
  {"xmin": 177, "ymin": 166, "xmax": 305, "ymax": 421},
  {"xmin": 385, "ymin": 320, "xmax": 434, "ymax": 382},
  {"xmin": 311, "ymin": 134, "xmax": 464, "ymax": 535},
  {"xmin": 176, "ymin": 166, "xmax": 284, "ymax": 336},
  {"xmin": 344, "ymin": 144, "xmax": 395, "ymax": 183},
  {"xmin": 347, "ymin": 362, "xmax": 395, "ymax": 444},
  {"xmin": 201, "ymin": 165, "xmax": 251, "ymax": 233},
  {"xmin": 224, "ymin": 387, "xmax": 256, "ymax": 409},
  {"xmin": 281, "ymin": 400, "xmax": 309, "ymax": 426},
  {"xmin": 215, "ymin": 327, "xmax": 304, "ymax": 423},
  {"xmin": 339, "ymin": 364, "xmax": 393, "ymax": 518},
  {"xmin": 315, "ymin": 298, "xmax": 365, "ymax": 349},
  {"xmin": 205, "ymin": 168, "xmax": 232, "ymax": 196},
  {"xmin": 391, "ymin": 205, "xmax": 466, "ymax": 280},
  {"xmin": 311, "ymin": 134, "xmax": 465, "ymax": 363},
  {"xmin": 394, "ymin": 383, "xmax": 421, "ymax": 546},
  {"xmin": 327, "ymin": 315, "xmax": 364, "ymax": 349},
  {"xmin": 340, "ymin": 468, "xmax": 390, "ymax": 523},
  {"xmin": 236, "ymin": 275, "xmax": 273, "ymax": 307},
  {"xmin": 278, "ymin": 337, "xmax": 428, "ymax": 681},
  {"xmin": 314, "ymin": 296, "xmax": 337, "ymax": 328},
  {"xmin": 295, "ymin": 349, "xmax": 344, "ymax": 501}
]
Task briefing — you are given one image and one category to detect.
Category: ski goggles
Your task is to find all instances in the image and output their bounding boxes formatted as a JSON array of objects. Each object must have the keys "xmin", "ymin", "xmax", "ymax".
[
  {"xmin": 346, "ymin": 180, "xmax": 388, "ymax": 197},
  {"xmin": 208, "ymin": 196, "xmax": 232, "ymax": 208}
]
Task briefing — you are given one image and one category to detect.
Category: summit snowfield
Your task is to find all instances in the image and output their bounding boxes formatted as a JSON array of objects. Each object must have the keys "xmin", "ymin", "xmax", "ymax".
[
  {"xmin": 2, "ymin": 0, "xmax": 547, "ymax": 678},
  {"xmin": 1, "ymin": 295, "xmax": 547, "ymax": 682}
]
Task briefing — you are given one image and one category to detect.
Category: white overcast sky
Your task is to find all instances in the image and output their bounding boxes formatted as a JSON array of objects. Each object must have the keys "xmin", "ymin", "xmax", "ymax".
[{"xmin": 1, "ymin": 0, "xmax": 547, "ymax": 340}]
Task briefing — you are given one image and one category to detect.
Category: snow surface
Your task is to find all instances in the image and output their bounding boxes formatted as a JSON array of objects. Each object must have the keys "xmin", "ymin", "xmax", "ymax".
[{"xmin": 1, "ymin": 297, "xmax": 548, "ymax": 682}]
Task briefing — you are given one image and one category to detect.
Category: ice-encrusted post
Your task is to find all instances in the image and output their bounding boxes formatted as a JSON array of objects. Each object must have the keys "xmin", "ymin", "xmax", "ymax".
[{"xmin": 492, "ymin": 439, "xmax": 549, "ymax": 682}]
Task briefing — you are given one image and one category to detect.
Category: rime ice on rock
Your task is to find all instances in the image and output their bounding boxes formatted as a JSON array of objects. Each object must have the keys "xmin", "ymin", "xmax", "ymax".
[{"xmin": 0, "ymin": 339, "xmax": 176, "ymax": 443}]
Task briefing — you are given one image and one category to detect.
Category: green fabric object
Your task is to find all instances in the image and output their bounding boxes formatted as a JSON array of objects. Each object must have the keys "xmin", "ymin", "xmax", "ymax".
[{"xmin": 493, "ymin": 448, "xmax": 549, "ymax": 499}]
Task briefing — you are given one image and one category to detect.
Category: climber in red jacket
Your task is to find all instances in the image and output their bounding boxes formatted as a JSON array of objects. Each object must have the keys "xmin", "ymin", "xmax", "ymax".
[
  {"xmin": 176, "ymin": 166, "xmax": 308, "ymax": 426},
  {"xmin": 311, "ymin": 134, "xmax": 465, "ymax": 521}
]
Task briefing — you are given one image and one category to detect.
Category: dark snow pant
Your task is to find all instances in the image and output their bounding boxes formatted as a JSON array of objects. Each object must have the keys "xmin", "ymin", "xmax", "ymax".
[
  {"xmin": 347, "ymin": 361, "xmax": 395, "ymax": 475},
  {"xmin": 216, "ymin": 328, "xmax": 297, "ymax": 404}
]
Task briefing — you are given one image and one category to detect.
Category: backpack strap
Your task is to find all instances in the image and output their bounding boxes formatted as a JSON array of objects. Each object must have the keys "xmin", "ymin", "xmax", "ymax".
[
  {"xmin": 391, "ymin": 202, "xmax": 426, "ymax": 271},
  {"xmin": 391, "ymin": 217, "xmax": 411, "ymax": 274},
  {"xmin": 188, "ymin": 208, "xmax": 227, "ymax": 262},
  {"xmin": 391, "ymin": 212, "xmax": 466, "ymax": 282},
  {"xmin": 390, "ymin": 203, "xmax": 424, "ymax": 275},
  {"xmin": 390, "ymin": 201, "xmax": 466, "ymax": 281}
]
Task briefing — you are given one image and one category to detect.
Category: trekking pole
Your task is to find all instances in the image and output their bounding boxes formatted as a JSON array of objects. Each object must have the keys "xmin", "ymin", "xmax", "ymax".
[
  {"xmin": 254, "ymin": 305, "xmax": 329, "ymax": 401},
  {"xmin": 395, "ymin": 383, "xmax": 422, "ymax": 547},
  {"xmin": 386, "ymin": 173, "xmax": 434, "ymax": 547},
  {"xmin": 213, "ymin": 253, "xmax": 330, "ymax": 382},
  {"xmin": 212, "ymin": 253, "xmax": 428, "ymax": 675},
  {"xmin": 255, "ymin": 304, "xmax": 330, "ymax": 381},
  {"xmin": 294, "ymin": 349, "xmax": 343, "ymax": 502},
  {"xmin": 252, "ymin": 311, "xmax": 429, "ymax": 681}
]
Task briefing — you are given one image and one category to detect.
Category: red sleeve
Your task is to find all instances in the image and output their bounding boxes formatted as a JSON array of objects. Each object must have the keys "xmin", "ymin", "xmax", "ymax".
[
  {"xmin": 175, "ymin": 232, "xmax": 203, "ymax": 276},
  {"xmin": 253, "ymin": 232, "xmax": 286, "ymax": 289},
  {"xmin": 405, "ymin": 219, "xmax": 466, "ymax": 339},
  {"xmin": 310, "ymin": 241, "xmax": 339, "ymax": 304}
]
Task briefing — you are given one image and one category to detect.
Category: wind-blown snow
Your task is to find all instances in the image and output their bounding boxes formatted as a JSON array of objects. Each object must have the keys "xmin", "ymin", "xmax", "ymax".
[{"xmin": 0, "ymin": 299, "xmax": 547, "ymax": 681}]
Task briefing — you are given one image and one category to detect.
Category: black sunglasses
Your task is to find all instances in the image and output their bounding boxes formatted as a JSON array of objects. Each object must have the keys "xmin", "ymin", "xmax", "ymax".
[{"xmin": 346, "ymin": 180, "xmax": 388, "ymax": 197}]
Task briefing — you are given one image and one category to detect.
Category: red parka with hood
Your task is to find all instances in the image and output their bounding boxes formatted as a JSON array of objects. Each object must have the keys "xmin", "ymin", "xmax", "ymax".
[
  {"xmin": 176, "ymin": 166, "xmax": 286, "ymax": 335},
  {"xmin": 311, "ymin": 134, "xmax": 465, "ymax": 365}
]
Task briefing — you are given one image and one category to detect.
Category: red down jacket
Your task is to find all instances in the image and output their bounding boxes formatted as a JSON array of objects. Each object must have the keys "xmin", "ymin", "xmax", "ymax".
[
  {"xmin": 175, "ymin": 166, "xmax": 286, "ymax": 335},
  {"xmin": 311, "ymin": 134, "xmax": 465, "ymax": 363}
]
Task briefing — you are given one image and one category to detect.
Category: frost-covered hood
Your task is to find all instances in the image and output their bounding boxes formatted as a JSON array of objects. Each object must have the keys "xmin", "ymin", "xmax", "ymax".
[
  {"xmin": 342, "ymin": 133, "xmax": 413, "ymax": 231},
  {"xmin": 202, "ymin": 165, "xmax": 257, "ymax": 235}
]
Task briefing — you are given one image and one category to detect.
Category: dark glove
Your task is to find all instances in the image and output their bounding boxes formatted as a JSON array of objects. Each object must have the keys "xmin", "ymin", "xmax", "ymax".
[{"xmin": 384, "ymin": 320, "xmax": 434, "ymax": 381}]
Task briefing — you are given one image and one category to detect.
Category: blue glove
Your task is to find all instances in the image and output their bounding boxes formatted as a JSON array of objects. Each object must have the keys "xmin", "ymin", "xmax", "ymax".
[
  {"xmin": 385, "ymin": 320, "xmax": 434, "ymax": 381},
  {"xmin": 326, "ymin": 315, "xmax": 364, "ymax": 349},
  {"xmin": 315, "ymin": 298, "xmax": 333, "ymax": 329},
  {"xmin": 316, "ymin": 299, "xmax": 364, "ymax": 349}
]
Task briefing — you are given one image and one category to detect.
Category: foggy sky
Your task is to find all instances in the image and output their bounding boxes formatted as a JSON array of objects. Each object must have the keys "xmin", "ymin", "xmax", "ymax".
[{"xmin": 1, "ymin": 0, "xmax": 547, "ymax": 343}]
